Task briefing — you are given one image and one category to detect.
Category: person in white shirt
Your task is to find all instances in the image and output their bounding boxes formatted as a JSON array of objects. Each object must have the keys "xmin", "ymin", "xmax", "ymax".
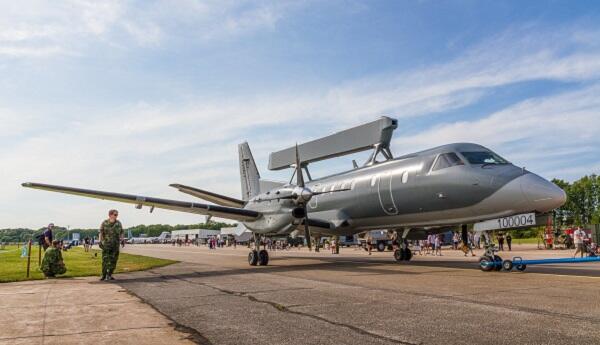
[
  {"xmin": 434, "ymin": 235, "xmax": 443, "ymax": 256},
  {"xmin": 573, "ymin": 227, "xmax": 587, "ymax": 258}
]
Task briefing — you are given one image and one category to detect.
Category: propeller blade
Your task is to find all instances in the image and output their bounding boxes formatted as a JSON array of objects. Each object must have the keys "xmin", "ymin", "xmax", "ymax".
[
  {"xmin": 303, "ymin": 205, "xmax": 311, "ymax": 250},
  {"xmin": 295, "ymin": 144, "xmax": 304, "ymax": 187}
]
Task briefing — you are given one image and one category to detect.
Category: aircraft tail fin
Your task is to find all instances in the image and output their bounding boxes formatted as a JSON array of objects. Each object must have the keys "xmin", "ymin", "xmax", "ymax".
[{"xmin": 238, "ymin": 142, "xmax": 261, "ymax": 201}]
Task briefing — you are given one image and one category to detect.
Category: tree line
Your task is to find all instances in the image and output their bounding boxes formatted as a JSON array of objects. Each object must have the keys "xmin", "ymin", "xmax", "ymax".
[
  {"xmin": 0, "ymin": 221, "xmax": 234, "ymax": 243},
  {"xmin": 552, "ymin": 174, "xmax": 600, "ymax": 226}
]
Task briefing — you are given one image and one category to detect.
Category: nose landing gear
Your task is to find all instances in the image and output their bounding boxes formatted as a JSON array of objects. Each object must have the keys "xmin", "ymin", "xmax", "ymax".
[{"xmin": 479, "ymin": 232, "xmax": 502, "ymax": 271}]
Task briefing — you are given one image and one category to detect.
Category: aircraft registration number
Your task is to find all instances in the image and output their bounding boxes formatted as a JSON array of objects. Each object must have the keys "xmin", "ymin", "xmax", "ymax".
[
  {"xmin": 474, "ymin": 212, "xmax": 536, "ymax": 232},
  {"xmin": 495, "ymin": 213, "xmax": 536, "ymax": 229}
]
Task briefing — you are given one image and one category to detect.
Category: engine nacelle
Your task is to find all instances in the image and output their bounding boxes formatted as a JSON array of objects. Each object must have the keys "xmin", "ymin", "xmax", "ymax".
[{"xmin": 291, "ymin": 207, "xmax": 306, "ymax": 219}]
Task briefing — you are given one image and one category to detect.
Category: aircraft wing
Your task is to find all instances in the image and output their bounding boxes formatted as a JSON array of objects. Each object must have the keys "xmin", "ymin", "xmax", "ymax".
[
  {"xmin": 22, "ymin": 182, "xmax": 260, "ymax": 222},
  {"xmin": 169, "ymin": 183, "xmax": 245, "ymax": 207}
]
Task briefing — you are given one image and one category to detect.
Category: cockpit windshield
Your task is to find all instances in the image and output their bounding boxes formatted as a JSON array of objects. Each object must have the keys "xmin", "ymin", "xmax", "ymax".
[{"xmin": 460, "ymin": 151, "xmax": 509, "ymax": 165}]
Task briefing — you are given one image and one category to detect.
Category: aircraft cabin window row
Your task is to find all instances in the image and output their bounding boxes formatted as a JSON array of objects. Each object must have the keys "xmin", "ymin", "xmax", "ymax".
[{"xmin": 432, "ymin": 152, "xmax": 464, "ymax": 171}]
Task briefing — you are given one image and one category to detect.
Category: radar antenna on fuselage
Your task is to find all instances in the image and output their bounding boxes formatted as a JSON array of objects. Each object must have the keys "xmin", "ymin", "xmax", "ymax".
[{"xmin": 268, "ymin": 116, "xmax": 398, "ymax": 176}]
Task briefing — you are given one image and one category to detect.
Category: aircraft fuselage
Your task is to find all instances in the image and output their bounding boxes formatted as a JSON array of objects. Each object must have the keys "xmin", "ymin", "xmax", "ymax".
[{"xmin": 243, "ymin": 143, "xmax": 566, "ymax": 236}]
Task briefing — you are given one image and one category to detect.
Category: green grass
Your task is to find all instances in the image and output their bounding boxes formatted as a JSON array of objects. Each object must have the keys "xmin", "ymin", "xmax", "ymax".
[
  {"xmin": 512, "ymin": 237, "xmax": 543, "ymax": 244},
  {"xmin": 0, "ymin": 245, "xmax": 176, "ymax": 283}
]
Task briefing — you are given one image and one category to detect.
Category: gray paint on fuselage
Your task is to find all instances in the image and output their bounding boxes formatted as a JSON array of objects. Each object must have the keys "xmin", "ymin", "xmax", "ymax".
[{"xmin": 243, "ymin": 142, "xmax": 563, "ymax": 236}]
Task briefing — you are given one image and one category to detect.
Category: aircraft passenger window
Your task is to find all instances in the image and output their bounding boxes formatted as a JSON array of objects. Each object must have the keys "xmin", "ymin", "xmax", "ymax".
[
  {"xmin": 401, "ymin": 171, "xmax": 408, "ymax": 183},
  {"xmin": 461, "ymin": 151, "xmax": 509, "ymax": 165},
  {"xmin": 432, "ymin": 153, "xmax": 464, "ymax": 171}
]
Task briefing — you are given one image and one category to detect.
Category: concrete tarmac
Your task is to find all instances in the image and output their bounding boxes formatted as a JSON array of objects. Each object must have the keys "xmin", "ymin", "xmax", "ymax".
[
  {"xmin": 0, "ymin": 276, "xmax": 196, "ymax": 345},
  {"xmin": 119, "ymin": 244, "xmax": 600, "ymax": 345}
]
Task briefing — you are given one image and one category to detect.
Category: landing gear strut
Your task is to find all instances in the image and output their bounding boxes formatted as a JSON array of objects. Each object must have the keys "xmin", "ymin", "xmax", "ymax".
[
  {"xmin": 394, "ymin": 229, "xmax": 412, "ymax": 262},
  {"xmin": 479, "ymin": 231, "xmax": 502, "ymax": 271},
  {"xmin": 249, "ymin": 234, "xmax": 270, "ymax": 266}
]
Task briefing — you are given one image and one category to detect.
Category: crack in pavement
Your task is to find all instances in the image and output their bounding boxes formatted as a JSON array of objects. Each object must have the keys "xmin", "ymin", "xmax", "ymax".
[
  {"xmin": 272, "ymin": 272, "xmax": 600, "ymax": 324},
  {"xmin": 167, "ymin": 274, "xmax": 421, "ymax": 345},
  {"xmin": 118, "ymin": 285, "xmax": 214, "ymax": 345}
]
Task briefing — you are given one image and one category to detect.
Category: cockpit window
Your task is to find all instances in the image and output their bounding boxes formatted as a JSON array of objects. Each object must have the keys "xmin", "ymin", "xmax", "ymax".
[
  {"xmin": 432, "ymin": 153, "xmax": 464, "ymax": 171},
  {"xmin": 461, "ymin": 151, "xmax": 509, "ymax": 165}
]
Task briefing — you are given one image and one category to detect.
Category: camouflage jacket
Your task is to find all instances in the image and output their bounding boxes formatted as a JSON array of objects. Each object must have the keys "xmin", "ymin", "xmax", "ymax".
[
  {"xmin": 41, "ymin": 247, "xmax": 66, "ymax": 274},
  {"xmin": 100, "ymin": 220, "xmax": 123, "ymax": 246}
]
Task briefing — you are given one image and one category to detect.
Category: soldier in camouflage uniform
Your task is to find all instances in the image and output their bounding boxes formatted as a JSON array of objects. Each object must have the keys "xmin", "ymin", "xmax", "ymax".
[
  {"xmin": 41, "ymin": 240, "xmax": 67, "ymax": 277},
  {"xmin": 99, "ymin": 209, "xmax": 124, "ymax": 281}
]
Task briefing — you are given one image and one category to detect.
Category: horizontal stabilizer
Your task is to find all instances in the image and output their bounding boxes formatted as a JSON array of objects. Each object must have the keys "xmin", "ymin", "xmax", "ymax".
[
  {"xmin": 169, "ymin": 184, "xmax": 245, "ymax": 207},
  {"xmin": 22, "ymin": 182, "xmax": 260, "ymax": 222}
]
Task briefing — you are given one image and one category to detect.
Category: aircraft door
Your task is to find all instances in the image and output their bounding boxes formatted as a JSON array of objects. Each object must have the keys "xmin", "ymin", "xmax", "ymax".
[{"xmin": 378, "ymin": 172, "xmax": 398, "ymax": 215}]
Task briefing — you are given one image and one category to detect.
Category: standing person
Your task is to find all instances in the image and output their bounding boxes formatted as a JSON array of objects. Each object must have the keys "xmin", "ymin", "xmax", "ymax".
[
  {"xmin": 497, "ymin": 233, "xmax": 505, "ymax": 251},
  {"xmin": 366, "ymin": 235, "xmax": 373, "ymax": 255},
  {"xmin": 42, "ymin": 223, "xmax": 54, "ymax": 251},
  {"xmin": 573, "ymin": 227, "xmax": 587, "ymax": 258},
  {"xmin": 452, "ymin": 232, "xmax": 459, "ymax": 250},
  {"xmin": 474, "ymin": 232, "xmax": 481, "ymax": 249},
  {"xmin": 83, "ymin": 237, "xmax": 90, "ymax": 252},
  {"xmin": 434, "ymin": 234, "xmax": 443, "ymax": 256},
  {"xmin": 506, "ymin": 233, "xmax": 512, "ymax": 251},
  {"xmin": 99, "ymin": 209, "xmax": 124, "ymax": 281},
  {"xmin": 41, "ymin": 240, "xmax": 67, "ymax": 278}
]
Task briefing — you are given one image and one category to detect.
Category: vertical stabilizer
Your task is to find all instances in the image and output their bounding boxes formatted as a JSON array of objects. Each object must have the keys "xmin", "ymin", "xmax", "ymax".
[{"xmin": 239, "ymin": 142, "xmax": 261, "ymax": 201}]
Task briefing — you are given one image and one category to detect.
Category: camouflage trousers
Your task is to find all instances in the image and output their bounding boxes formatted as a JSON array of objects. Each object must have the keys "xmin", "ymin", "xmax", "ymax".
[{"xmin": 101, "ymin": 243, "xmax": 120, "ymax": 276}]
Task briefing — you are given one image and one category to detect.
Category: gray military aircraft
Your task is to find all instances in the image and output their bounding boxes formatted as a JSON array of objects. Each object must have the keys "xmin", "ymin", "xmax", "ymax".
[{"xmin": 22, "ymin": 117, "xmax": 566, "ymax": 268}]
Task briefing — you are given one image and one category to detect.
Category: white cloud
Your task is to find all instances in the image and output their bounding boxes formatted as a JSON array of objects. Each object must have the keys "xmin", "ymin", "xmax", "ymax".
[
  {"xmin": 0, "ymin": 0, "xmax": 301, "ymax": 58},
  {"xmin": 392, "ymin": 83, "xmax": 600, "ymax": 179},
  {"xmin": 2, "ymin": 22, "xmax": 600, "ymax": 227}
]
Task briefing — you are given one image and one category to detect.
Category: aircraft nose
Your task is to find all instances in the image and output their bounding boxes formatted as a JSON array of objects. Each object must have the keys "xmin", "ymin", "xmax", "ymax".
[{"xmin": 520, "ymin": 173, "xmax": 567, "ymax": 213}]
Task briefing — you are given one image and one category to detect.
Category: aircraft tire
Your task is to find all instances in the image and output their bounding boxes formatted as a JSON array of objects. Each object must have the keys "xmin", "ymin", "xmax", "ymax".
[
  {"xmin": 377, "ymin": 241, "xmax": 386, "ymax": 252},
  {"xmin": 502, "ymin": 260, "xmax": 513, "ymax": 271},
  {"xmin": 479, "ymin": 256, "xmax": 494, "ymax": 272},
  {"xmin": 403, "ymin": 248, "xmax": 412, "ymax": 261},
  {"xmin": 248, "ymin": 250, "xmax": 258, "ymax": 266},
  {"xmin": 394, "ymin": 249, "xmax": 404, "ymax": 261},
  {"xmin": 493, "ymin": 255, "xmax": 503, "ymax": 271},
  {"xmin": 258, "ymin": 250, "xmax": 269, "ymax": 266}
]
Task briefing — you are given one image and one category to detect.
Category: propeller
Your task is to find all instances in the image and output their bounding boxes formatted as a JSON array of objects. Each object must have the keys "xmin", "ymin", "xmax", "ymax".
[
  {"xmin": 294, "ymin": 144, "xmax": 312, "ymax": 250},
  {"xmin": 253, "ymin": 144, "xmax": 351, "ymax": 250}
]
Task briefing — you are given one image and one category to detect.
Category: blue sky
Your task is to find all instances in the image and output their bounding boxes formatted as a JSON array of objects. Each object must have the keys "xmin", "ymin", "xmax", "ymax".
[{"xmin": 2, "ymin": 0, "xmax": 600, "ymax": 228}]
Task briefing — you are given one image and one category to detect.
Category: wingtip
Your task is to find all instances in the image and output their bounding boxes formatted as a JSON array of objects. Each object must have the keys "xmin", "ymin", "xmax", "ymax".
[
  {"xmin": 22, "ymin": 182, "xmax": 32, "ymax": 187},
  {"xmin": 169, "ymin": 183, "xmax": 181, "ymax": 188}
]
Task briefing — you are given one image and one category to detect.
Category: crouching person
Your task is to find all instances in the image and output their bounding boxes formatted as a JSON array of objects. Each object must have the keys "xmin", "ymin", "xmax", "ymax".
[{"xmin": 41, "ymin": 240, "xmax": 67, "ymax": 278}]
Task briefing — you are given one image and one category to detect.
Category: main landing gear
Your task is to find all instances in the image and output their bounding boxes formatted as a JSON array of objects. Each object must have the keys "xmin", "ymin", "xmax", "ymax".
[
  {"xmin": 394, "ymin": 229, "xmax": 412, "ymax": 262},
  {"xmin": 249, "ymin": 234, "xmax": 269, "ymax": 266}
]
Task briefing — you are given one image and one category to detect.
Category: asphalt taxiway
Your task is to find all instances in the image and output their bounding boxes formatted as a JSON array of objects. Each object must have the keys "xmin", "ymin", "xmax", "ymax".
[{"xmin": 118, "ymin": 244, "xmax": 600, "ymax": 345}]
